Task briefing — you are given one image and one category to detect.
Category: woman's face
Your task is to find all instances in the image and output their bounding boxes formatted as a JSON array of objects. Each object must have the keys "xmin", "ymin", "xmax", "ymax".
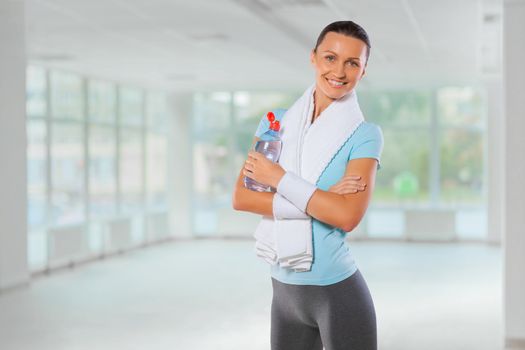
[{"xmin": 310, "ymin": 32, "xmax": 368, "ymax": 101}]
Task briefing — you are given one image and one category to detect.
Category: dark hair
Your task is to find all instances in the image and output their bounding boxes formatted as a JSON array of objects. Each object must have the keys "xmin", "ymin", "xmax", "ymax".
[{"xmin": 313, "ymin": 21, "xmax": 371, "ymax": 63}]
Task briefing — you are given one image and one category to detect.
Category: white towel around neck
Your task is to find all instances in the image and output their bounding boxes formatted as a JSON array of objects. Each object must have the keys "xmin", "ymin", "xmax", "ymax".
[{"xmin": 253, "ymin": 82, "xmax": 365, "ymax": 272}]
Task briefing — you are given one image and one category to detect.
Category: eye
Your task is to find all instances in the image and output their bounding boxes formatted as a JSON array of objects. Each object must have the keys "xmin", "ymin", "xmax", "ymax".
[
  {"xmin": 347, "ymin": 61, "xmax": 360, "ymax": 67},
  {"xmin": 325, "ymin": 55, "xmax": 335, "ymax": 62}
]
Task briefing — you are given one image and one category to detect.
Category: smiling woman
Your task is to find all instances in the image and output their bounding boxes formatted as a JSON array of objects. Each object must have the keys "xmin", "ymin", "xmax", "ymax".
[
  {"xmin": 309, "ymin": 25, "xmax": 371, "ymax": 123},
  {"xmin": 232, "ymin": 21, "xmax": 383, "ymax": 350}
]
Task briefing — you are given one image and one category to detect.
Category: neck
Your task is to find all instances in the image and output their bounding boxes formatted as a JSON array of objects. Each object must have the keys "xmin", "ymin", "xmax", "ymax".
[{"xmin": 312, "ymin": 88, "xmax": 335, "ymax": 121}]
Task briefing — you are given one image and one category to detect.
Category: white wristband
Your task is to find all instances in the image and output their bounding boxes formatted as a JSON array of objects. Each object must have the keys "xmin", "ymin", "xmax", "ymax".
[
  {"xmin": 276, "ymin": 171, "xmax": 317, "ymax": 212},
  {"xmin": 273, "ymin": 192, "xmax": 309, "ymax": 219}
]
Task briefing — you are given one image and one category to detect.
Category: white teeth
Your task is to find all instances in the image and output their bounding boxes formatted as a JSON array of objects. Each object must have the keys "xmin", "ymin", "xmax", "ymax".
[{"xmin": 328, "ymin": 79, "xmax": 345, "ymax": 86}]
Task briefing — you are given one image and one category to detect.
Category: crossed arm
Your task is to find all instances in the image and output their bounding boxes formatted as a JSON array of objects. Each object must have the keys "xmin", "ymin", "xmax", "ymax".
[{"xmin": 232, "ymin": 136, "xmax": 378, "ymax": 232}]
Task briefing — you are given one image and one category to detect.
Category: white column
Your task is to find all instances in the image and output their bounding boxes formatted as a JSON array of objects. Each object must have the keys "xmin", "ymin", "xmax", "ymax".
[
  {"xmin": 503, "ymin": 0, "xmax": 525, "ymax": 348},
  {"xmin": 0, "ymin": 0, "xmax": 28, "ymax": 291},
  {"xmin": 486, "ymin": 78, "xmax": 504, "ymax": 245},
  {"xmin": 167, "ymin": 92, "xmax": 194, "ymax": 238}
]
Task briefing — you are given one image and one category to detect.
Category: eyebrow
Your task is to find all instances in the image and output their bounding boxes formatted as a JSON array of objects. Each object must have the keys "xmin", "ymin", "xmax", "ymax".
[{"xmin": 322, "ymin": 50, "xmax": 361, "ymax": 60}]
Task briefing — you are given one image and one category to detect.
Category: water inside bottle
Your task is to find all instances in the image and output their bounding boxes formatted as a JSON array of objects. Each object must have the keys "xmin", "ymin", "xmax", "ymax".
[{"xmin": 244, "ymin": 139, "xmax": 282, "ymax": 192}]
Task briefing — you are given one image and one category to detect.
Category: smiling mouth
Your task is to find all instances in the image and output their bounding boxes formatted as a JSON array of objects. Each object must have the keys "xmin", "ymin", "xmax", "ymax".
[{"xmin": 325, "ymin": 77, "xmax": 348, "ymax": 87}]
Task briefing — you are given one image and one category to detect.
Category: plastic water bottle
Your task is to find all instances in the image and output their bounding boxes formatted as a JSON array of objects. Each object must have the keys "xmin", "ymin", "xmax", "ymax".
[{"xmin": 244, "ymin": 111, "xmax": 282, "ymax": 192}]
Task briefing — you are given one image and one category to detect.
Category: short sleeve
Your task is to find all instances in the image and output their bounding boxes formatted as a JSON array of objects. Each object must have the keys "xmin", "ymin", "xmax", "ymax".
[
  {"xmin": 348, "ymin": 124, "xmax": 384, "ymax": 170},
  {"xmin": 253, "ymin": 108, "xmax": 287, "ymax": 138}
]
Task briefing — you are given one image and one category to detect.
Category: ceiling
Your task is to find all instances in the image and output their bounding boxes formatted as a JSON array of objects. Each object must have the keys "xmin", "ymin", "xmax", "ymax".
[{"xmin": 25, "ymin": 0, "xmax": 503, "ymax": 92}]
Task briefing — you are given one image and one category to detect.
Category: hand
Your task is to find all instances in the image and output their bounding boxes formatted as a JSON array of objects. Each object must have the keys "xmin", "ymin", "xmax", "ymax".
[
  {"xmin": 243, "ymin": 151, "xmax": 286, "ymax": 189},
  {"xmin": 328, "ymin": 175, "xmax": 367, "ymax": 195}
]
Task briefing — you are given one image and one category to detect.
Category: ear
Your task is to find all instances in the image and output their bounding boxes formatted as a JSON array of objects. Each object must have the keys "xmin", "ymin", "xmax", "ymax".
[
  {"xmin": 310, "ymin": 50, "xmax": 316, "ymax": 66},
  {"xmin": 359, "ymin": 67, "xmax": 366, "ymax": 80}
]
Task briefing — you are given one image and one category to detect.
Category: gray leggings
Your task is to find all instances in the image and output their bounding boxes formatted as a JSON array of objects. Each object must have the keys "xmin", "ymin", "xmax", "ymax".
[{"xmin": 270, "ymin": 269, "xmax": 377, "ymax": 350}]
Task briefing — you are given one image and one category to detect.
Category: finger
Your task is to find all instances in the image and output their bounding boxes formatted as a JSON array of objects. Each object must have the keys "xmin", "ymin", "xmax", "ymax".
[
  {"xmin": 345, "ymin": 175, "xmax": 361, "ymax": 180},
  {"xmin": 342, "ymin": 176, "xmax": 358, "ymax": 182},
  {"xmin": 246, "ymin": 162, "xmax": 255, "ymax": 171},
  {"xmin": 344, "ymin": 179, "xmax": 367, "ymax": 187},
  {"xmin": 349, "ymin": 184, "xmax": 366, "ymax": 191},
  {"xmin": 345, "ymin": 182, "xmax": 366, "ymax": 188},
  {"xmin": 342, "ymin": 184, "xmax": 363, "ymax": 192},
  {"xmin": 248, "ymin": 151, "xmax": 259, "ymax": 159}
]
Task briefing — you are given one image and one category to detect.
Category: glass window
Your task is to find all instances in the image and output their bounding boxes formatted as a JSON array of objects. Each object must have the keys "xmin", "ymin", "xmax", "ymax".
[
  {"xmin": 235, "ymin": 131, "xmax": 257, "ymax": 156},
  {"xmin": 456, "ymin": 209, "xmax": 487, "ymax": 239},
  {"xmin": 232, "ymin": 91, "xmax": 301, "ymax": 177},
  {"xmin": 438, "ymin": 87, "xmax": 484, "ymax": 127},
  {"xmin": 192, "ymin": 92, "xmax": 232, "ymax": 211},
  {"xmin": 146, "ymin": 93, "xmax": 168, "ymax": 131},
  {"xmin": 359, "ymin": 90, "xmax": 431, "ymax": 126},
  {"xmin": 234, "ymin": 91, "xmax": 299, "ymax": 132},
  {"xmin": 193, "ymin": 133, "xmax": 230, "ymax": 204},
  {"xmin": 88, "ymin": 80, "xmax": 116, "ymax": 124},
  {"xmin": 28, "ymin": 231, "xmax": 47, "ymax": 270},
  {"xmin": 27, "ymin": 120, "xmax": 47, "ymax": 230},
  {"xmin": 440, "ymin": 129, "xmax": 484, "ymax": 204},
  {"xmin": 50, "ymin": 123, "xmax": 85, "ymax": 226},
  {"xmin": 26, "ymin": 65, "xmax": 173, "ymax": 271},
  {"xmin": 27, "ymin": 66, "xmax": 47, "ymax": 118},
  {"xmin": 119, "ymin": 129, "xmax": 143, "ymax": 213},
  {"xmin": 193, "ymin": 92, "xmax": 231, "ymax": 131},
  {"xmin": 50, "ymin": 71, "xmax": 83, "ymax": 120},
  {"xmin": 89, "ymin": 125, "xmax": 117, "ymax": 218},
  {"xmin": 120, "ymin": 87, "xmax": 143, "ymax": 126},
  {"xmin": 193, "ymin": 133, "xmax": 229, "ymax": 236},
  {"xmin": 146, "ymin": 132, "xmax": 168, "ymax": 210},
  {"xmin": 374, "ymin": 128, "xmax": 431, "ymax": 204}
]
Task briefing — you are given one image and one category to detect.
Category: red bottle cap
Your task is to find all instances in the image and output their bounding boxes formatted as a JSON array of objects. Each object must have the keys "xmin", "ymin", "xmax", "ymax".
[
  {"xmin": 267, "ymin": 111, "xmax": 275, "ymax": 122},
  {"xmin": 270, "ymin": 120, "xmax": 280, "ymax": 131}
]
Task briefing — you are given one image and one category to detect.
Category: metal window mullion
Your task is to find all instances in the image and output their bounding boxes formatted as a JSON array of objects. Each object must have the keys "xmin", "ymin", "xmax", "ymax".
[
  {"xmin": 44, "ymin": 69, "xmax": 53, "ymax": 269},
  {"xmin": 229, "ymin": 92, "xmax": 237, "ymax": 192},
  {"xmin": 141, "ymin": 91, "xmax": 148, "ymax": 243},
  {"xmin": 429, "ymin": 89, "xmax": 441, "ymax": 206},
  {"xmin": 115, "ymin": 86, "xmax": 121, "ymax": 215},
  {"xmin": 189, "ymin": 94, "xmax": 196, "ymax": 237},
  {"xmin": 481, "ymin": 87, "xmax": 489, "ymax": 204},
  {"xmin": 142, "ymin": 91, "xmax": 147, "ymax": 210},
  {"xmin": 87, "ymin": 120, "xmax": 115, "ymax": 128},
  {"xmin": 83, "ymin": 79, "xmax": 90, "ymax": 227}
]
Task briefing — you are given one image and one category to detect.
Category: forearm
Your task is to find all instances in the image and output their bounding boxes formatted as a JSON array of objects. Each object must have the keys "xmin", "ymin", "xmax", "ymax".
[
  {"xmin": 232, "ymin": 163, "xmax": 274, "ymax": 216},
  {"xmin": 276, "ymin": 170, "xmax": 372, "ymax": 232},
  {"xmin": 232, "ymin": 184, "xmax": 275, "ymax": 216},
  {"xmin": 275, "ymin": 172, "xmax": 350, "ymax": 230},
  {"xmin": 305, "ymin": 190, "xmax": 357, "ymax": 231}
]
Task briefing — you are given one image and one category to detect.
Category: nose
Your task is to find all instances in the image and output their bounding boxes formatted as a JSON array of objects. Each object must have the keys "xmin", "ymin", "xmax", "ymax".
[{"xmin": 333, "ymin": 62, "xmax": 345, "ymax": 78}]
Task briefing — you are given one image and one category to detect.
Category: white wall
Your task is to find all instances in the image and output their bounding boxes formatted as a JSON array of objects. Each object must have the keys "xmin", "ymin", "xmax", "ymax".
[
  {"xmin": 0, "ymin": 0, "xmax": 29, "ymax": 291},
  {"xmin": 167, "ymin": 93, "xmax": 194, "ymax": 238},
  {"xmin": 487, "ymin": 78, "xmax": 504, "ymax": 245},
  {"xmin": 503, "ymin": 0, "xmax": 525, "ymax": 347}
]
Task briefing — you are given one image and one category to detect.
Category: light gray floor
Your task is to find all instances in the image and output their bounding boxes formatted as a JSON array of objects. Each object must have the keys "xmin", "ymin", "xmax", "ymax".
[{"xmin": 0, "ymin": 240, "xmax": 502, "ymax": 350}]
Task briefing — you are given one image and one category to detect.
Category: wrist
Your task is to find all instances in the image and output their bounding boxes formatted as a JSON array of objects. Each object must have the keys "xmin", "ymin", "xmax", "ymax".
[
  {"xmin": 273, "ymin": 192, "xmax": 309, "ymax": 219},
  {"xmin": 276, "ymin": 171, "xmax": 317, "ymax": 212},
  {"xmin": 272, "ymin": 168, "xmax": 286, "ymax": 189}
]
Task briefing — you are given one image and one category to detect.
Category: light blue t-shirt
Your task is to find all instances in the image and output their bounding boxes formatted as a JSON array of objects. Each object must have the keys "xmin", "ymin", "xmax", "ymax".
[{"xmin": 254, "ymin": 109, "xmax": 384, "ymax": 286}]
